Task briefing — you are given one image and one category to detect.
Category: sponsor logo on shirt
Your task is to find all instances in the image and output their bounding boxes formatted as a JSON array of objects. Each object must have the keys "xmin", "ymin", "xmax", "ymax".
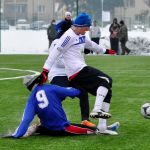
[{"xmin": 74, "ymin": 36, "xmax": 85, "ymax": 45}]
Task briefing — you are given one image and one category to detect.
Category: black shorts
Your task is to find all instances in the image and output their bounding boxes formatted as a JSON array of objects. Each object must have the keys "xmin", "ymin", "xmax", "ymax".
[
  {"xmin": 70, "ymin": 66, "xmax": 112, "ymax": 96},
  {"xmin": 50, "ymin": 76, "xmax": 69, "ymax": 87}
]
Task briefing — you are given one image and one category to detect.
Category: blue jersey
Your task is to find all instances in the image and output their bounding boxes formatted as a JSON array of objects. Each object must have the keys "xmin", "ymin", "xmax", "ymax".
[
  {"xmin": 56, "ymin": 19, "xmax": 73, "ymax": 38},
  {"xmin": 12, "ymin": 84, "xmax": 80, "ymax": 138}
]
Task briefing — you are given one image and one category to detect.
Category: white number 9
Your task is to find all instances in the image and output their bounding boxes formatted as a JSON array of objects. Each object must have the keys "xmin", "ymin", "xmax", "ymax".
[{"xmin": 36, "ymin": 90, "xmax": 49, "ymax": 109}]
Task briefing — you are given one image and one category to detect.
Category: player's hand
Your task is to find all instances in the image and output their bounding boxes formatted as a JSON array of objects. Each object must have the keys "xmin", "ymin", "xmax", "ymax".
[
  {"xmin": 105, "ymin": 49, "xmax": 116, "ymax": 55},
  {"xmin": 24, "ymin": 69, "xmax": 49, "ymax": 91},
  {"xmin": 37, "ymin": 69, "xmax": 49, "ymax": 85},
  {"xmin": 1, "ymin": 134, "xmax": 14, "ymax": 138}
]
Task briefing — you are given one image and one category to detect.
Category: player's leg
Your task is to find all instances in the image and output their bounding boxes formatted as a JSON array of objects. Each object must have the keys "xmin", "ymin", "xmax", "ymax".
[
  {"xmin": 65, "ymin": 124, "xmax": 96, "ymax": 135},
  {"xmin": 69, "ymin": 66, "xmax": 112, "ymax": 119},
  {"xmin": 30, "ymin": 124, "xmax": 69, "ymax": 136},
  {"xmin": 96, "ymin": 90, "xmax": 112, "ymax": 131},
  {"xmin": 27, "ymin": 124, "xmax": 96, "ymax": 136},
  {"xmin": 73, "ymin": 86, "xmax": 96, "ymax": 127},
  {"xmin": 50, "ymin": 76, "xmax": 69, "ymax": 87},
  {"xmin": 95, "ymin": 90, "xmax": 118, "ymax": 135},
  {"xmin": 51, "ymin": 76, "xmax": 95, "ymax": 127},
  {"xmin": 90, "ymin": 86, "xmax": 111, "ymax": 119},
  {"xmin": 83, "ymin": 66, "xmax": 112, "ymax": 119},
  {"xmin": 23, "ymin": 124, "xmax": 40, "ymax": 137},
  {"xmin": 95, "ymin": 89, "xmax": 119, "ymax": 135},
  {"xmin": 77, "ymin": 88, "xmax": 90, "ymax": 121},
  {"xmin": 65, "ymin": 123, "xmax": 119, "ymax": 135},
  {"xmin": 96, "ymin": 117, "xmax": 119, "ymax": 135}
]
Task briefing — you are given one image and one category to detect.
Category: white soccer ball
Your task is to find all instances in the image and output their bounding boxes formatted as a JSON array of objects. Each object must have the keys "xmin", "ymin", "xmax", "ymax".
[{"xmin": 141, "ymin": 103, "xmax": 150, "ymax": 119}]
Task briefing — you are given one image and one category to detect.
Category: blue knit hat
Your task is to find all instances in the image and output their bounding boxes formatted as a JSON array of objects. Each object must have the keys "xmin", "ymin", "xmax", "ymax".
[{"xmin": 73, "ymin": 13, "xmax": 91, "ymax": 27}]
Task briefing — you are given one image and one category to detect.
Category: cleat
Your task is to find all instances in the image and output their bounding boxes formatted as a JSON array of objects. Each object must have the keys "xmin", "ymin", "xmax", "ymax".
[
  {"xmin": 107, "ymin": 122, "xmax": 120, "ymax": 131},
  {"xmin": 81, "ymin": 120, "xmax": 96, "ymax": 127},
  {"xmin": 95, "ymin": 129, "xmax": 118, "ymax": 135},
  {"xmin": 90, "ymin": 110, "xmax": 111, "ymax": 119}
]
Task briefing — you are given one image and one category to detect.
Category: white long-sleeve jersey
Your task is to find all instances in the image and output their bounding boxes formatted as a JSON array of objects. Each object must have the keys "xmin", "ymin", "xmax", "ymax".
[
  {"xmin": 48, "ymin": 39, "xmax": 66, "ymax": 82},
  {"xmin": 43, "ymin": 28, "xmax": 106, "ymax": 78}
]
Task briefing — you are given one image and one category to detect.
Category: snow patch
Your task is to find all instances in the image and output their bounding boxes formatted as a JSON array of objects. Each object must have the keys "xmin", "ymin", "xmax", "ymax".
[{"xmin": 1, "ymin": 28, "xmax": 150, "ymax": 55}]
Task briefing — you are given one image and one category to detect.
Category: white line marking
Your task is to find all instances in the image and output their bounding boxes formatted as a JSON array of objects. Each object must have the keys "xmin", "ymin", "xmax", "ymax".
[{"xmin": 0, "ymin": 68, "xmax": 40, "ymax": 81}]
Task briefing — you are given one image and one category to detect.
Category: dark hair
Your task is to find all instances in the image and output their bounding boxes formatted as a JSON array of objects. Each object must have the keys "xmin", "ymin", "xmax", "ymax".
[
  {"xmin": 51, "ymin": 19, "xmax": 55, "ymax": 24},
  {"xmin": 113, "ymin": 18, "xmax": 117, "ymax": 22},
  {"xmin": 120, "ymin": 20, "xmax": 124, "ymax": 25}
]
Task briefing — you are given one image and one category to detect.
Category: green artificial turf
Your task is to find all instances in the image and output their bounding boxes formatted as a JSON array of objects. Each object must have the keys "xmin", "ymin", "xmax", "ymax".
[{"xmin": 0, "ymin": 55, "xmax": 150, "ymax": 150}]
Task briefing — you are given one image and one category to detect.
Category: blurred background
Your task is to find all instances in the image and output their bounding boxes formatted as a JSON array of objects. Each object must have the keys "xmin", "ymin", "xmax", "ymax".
[
  {"xmin": 1, "ymin": 0, "xmax": 150, "ymax": 30},
  {"xmin": 1, "ymin": 0, "xmax": 150, "ymax": 55}
]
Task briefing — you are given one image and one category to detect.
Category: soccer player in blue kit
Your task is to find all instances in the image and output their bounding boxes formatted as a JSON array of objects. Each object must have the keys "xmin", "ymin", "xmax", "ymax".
[{"xmin": 11, "ymin": 82, "xmax": 96, "ymax": 138}]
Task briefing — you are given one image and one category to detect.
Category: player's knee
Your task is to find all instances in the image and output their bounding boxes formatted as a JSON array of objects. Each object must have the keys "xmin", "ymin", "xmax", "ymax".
[
  {"xmin": 107, "ymin": 76, "xmax": 112, "ymax": 88},
  {"xmin": 101, "ymin": 76, "xmax": 112, "ymax": 89}
]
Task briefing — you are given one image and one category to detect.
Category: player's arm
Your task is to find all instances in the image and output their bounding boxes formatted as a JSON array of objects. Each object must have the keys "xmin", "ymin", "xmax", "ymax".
[
  {"xmin": 56, "ymin": 20, "xmax": 64, "ymax": 32},
  {"xmin": 53, "ymin": 85, "xmax": 81, "ymax": 100},
  {"xmin": 44, "ymin": 32, "xmax": 72, "ymax": 71},
  {"xmin": 12, "ymin": 98, "xmax": 35, "ymax": 138},
  {"xmin": 34, "ymin": 42, "xmax": 63, "ymax": 86},
  {"xmin": 37, "ymin": 34, "xmax": 72, "ymax": 85},
  {"xmin": 85, "ymin": 37, "xmax": 116, "ymax": 54},
  {"xmin": 25, "ymin": 35, "xmax": 72, "ymax": 90}
]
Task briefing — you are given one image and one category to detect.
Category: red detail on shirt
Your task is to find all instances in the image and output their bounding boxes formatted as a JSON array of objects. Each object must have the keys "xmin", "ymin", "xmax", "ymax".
[
  {"xmin": 43, "ymin": 68, "xmax": 49, "ymax": 72},
  {"xmin": 68, "ymin": 72, "xmax": 79, "ymax": 81}
]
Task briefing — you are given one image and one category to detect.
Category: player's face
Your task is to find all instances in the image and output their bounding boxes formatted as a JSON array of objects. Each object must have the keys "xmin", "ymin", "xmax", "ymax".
[
  {"xmin": 79, "ymin": 27, "xmax": 90, "ymax": 35},
  {"xmin": 66, "ymin": 15, "xmax": 71, "ymax": 20}
]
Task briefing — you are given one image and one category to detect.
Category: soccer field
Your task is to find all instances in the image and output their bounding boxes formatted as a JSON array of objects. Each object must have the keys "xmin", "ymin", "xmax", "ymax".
[{"xmin": 0, "ymin": 55, "xmax": 150, "ymax": 150}]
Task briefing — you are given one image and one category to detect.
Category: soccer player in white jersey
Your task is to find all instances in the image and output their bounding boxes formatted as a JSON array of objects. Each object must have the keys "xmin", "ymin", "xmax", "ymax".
[
  {"xmin": 48, "ymin": 39, "xmax": 96, "ymax": 127},
  {"xmin": 36, "ymin": 13, "xmax": 118, "ymax": 135}
]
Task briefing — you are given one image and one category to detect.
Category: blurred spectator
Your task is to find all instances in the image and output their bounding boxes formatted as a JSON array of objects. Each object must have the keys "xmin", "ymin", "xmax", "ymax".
[
  {"xmin": 56, "ymin": 12, "xmax": 73, "ymax": 38},
  {"xmin": 109, "ymin": 18, "xmax": 120, "ymax": 55},
  {"xmin": 47, "ymin": 19, "xmax": 57, "ymax": 48},
  {"xmin": 90, "ymin": 20, "xmax": 101, "ymax": 44},
  {"xmin": 85, "ymin": 20, "xmax": 101, "ymax": 55},
  {"xmin": 119, "ymin": 20, "xmax": 130, "ymax": 55}
]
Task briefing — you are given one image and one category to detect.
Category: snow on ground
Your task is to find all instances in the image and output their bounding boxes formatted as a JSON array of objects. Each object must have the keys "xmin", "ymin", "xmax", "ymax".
[
  {"xmin": 1, "ymin": 28, "xmax": 49, "ymax": 54},
  {"xmin": 1, "ymin": 27, "xmax": 150, "ymax": 55}
]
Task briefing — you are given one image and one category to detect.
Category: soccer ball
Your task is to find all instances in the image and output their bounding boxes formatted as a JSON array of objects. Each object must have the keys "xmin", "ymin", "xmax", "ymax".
[{"xmin": 141, "ymin": 103, "xmax": 150, "ymax": 119}]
